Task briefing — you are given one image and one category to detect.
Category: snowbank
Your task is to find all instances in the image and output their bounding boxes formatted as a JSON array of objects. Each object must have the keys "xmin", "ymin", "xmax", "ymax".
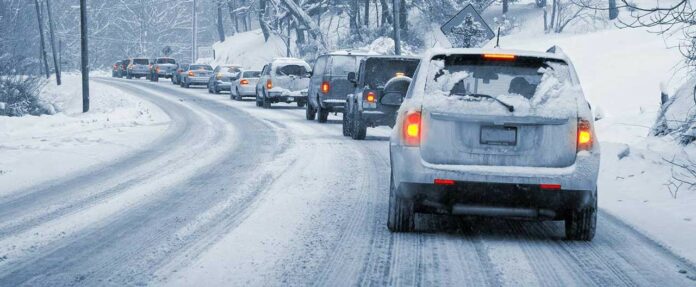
[
  {"xmin": 211, "ymin": 30, "xmax": 287, "ymax": 71},
  {"xmin": 0, "ymin": 75, "xmax": 170, "ymax": 196}
]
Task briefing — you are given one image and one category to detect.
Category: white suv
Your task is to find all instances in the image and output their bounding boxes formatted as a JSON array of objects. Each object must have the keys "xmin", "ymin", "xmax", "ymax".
[
  {"xmin": 255, "ymin": 58, "xmax": 311, "ymax": 108},
  {"xmin": 388, "ymin": 47, "xmax": 600, "ymax": 241}
]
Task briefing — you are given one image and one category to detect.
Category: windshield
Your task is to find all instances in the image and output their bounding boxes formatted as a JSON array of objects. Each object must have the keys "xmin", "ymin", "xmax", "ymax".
[
  {"xmin": 276, "ymin": 65, "xmax": 309, "ymax": 77},
  {"xmin": 133, "ymin": 59, "xmax": 149, "ymax": 65},
  {"xmin": 426, "ymin": 54, "xmax": 570, "ymax": 100},
  {"xmin": 364, "ymin": 58, "xmax": 420, "ymax": 89},
  {"xmin": 225, "ymin": 67, "xmax": 242, "ymax": 73},
  {"xmin": 157, "ymin": 58, "xmax": 176, "ymax": 64},
  {"xmin": 331, "ymin": 56, "xmax": 358, "ymax": 76},
  {"xmin": 243, "ymin": 71, "xmax": 260, "ymax": 78},
  {"xmin": 190, "ymin": 64, "xmax": 212, "ymax": 71}
]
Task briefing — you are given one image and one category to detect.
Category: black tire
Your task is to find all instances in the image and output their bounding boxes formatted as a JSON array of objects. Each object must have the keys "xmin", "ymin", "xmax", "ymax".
[
  {"xmin": 127, "ymin": 73, "xmax": 132, "ymax": 80},
  {"xmin": 184, "ymin": 81, "xmax": 190, "ymax": 88},
  {"xmin": 207, "ymin": 83, "xmax": 213, "ymax": 94},
  {"xmin": 297, "ymin": 101, "xmax": 306, "ymax": 108},
  {"xmin": 342, "ymin": 105, "xmax": 351, "ymax": 136},
  {"xmin": 387, "ymin": 172, "xmax": 415, "ymax": 232},
  {"xmin": 565, "ymin": 191, "xmax": 597, "ymax": 241},
  {"xmin": 262, "ymin": 90, "xmax": 271, "ymax": 109},
  {"xmin": 214, "ymin": 84, "xmax": 221, "ymax": 94},
  {"xmin": 235, "ymin": 88, "xmax": 242, "ymax": 100},
  {"xmin": 317, "ymin": 105, "xmax": 329, "ymax": 123},
  {"xmin": 306, "ymin": 102, "xmax": 316, "ymax": 120},
  {"xmin": 255, "ymin": 90, "xmax": 263, "ymax": 107},
  {"xmin": 351, "ymin": 108, "xmax": 367, "ymax": 140},
  {"xmin": 153, "ymin": 74, "xmax": 159, "ymax": 82}
]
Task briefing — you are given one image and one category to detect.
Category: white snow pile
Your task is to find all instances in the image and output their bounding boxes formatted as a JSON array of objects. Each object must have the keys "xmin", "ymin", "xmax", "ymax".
[
  {"xmin": 422, "ymin": 58, "xmax": 579, "ymax": 118},
  {"xmin": 0, "ymin": 74, "xmax": 170, "ymax": 195},
  {"xmin": 652, "ymin": 77, "xmax": 696, "ymax": 143},
  {"xmin": 212, "ymin": 30, "xmax": 287, "ymax": 70}
]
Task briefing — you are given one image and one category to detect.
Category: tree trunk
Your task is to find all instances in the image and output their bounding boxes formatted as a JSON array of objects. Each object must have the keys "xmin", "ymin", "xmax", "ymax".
[
  {"xmin": 228, "ymin": 0, "xmax": 239, "ymax": 34},
  {"xmin": 393, "ymin": 0, "xmax": 401, "ymax": 55},
  {"xmin": 34, "ymin": 0, "xmax": 50, "ymax": 79},
  {"xmin": 349, "ymin": 0, "xmax": 361, "ymax": 38},
  {"xmin": 503, "ymin": 0, "xmax": 509, "ymax": 14},
  {"xmin": 549, "ymin": 0, "xmax": 557, "ymax": 31},
  {"xmin": 45, "ymin": 0, "xmax": 61, "ymax": 85},
  {"xmin": 364, "ymin": 0, "xmax": 370, "ymax": 26},
  {"xmin": 379, "ymin": 0, "xmax": 392, "ymax": 26},
  {"xmin": 258, "ymin": 0, "xmax": 270, "ymax": 40},
  {"xmin": 399, "ymin": 0, "xmax": 407, "ymax": 32},
  {"xmin": 217, "ymin": 1, "xmax": 226, "ymax": 42},
  {"xmin": 608, "ymin": 0, "xmax": 618, "ymax": 20}
]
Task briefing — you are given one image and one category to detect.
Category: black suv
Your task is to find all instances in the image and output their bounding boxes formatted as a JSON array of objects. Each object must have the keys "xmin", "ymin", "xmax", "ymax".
[
  {"xmin": 306, "ymin": 51, "xmax": 372, "ymax": 123},
  {"xmin": 344, "ymin": 56, "xmax": 420, "ymax": 139}
]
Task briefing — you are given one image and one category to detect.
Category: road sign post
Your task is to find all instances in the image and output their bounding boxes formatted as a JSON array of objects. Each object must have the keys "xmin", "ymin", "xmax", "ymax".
[{"xmin": 440, "ymin": 5, "xmax": 495, "ymax": 48}]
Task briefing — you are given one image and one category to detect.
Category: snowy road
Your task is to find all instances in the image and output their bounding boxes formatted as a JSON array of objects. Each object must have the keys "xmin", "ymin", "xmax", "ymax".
[{"xmin": 1, "ymin": 78, "xmax": 695, "ymax": 286}]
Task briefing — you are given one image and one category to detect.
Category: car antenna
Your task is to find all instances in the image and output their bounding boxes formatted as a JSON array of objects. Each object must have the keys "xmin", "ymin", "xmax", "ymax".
[{"xmin": 494, "ymin": 27, "xmax": 501, "ymax": 48}]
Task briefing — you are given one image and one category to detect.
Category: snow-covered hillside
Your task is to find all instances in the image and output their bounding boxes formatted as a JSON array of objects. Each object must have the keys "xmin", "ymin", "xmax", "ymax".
[
  {"xmin": 211, "ymin": 30, "xmax": 288, "ymax": 70},
  {"xmin": 0, "ymin": 75, "xmax": 169, "ymax": 196}
]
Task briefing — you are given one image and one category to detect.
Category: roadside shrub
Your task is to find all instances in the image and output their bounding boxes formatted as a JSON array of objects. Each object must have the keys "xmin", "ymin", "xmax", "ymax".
[{"xmin": 0, "ymin": 55, "xmax": 48, "ymax": 117}]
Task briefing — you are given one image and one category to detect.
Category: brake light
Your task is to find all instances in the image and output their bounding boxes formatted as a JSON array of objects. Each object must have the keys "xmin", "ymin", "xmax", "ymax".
[
  {"xmin": 113, "ymin": 64, "xmax": 118, "ymax": 70},
  {"xmin": 156, "ymin": 66, "xmax": 160, "ymax": 73},
  {"xmin": 434, "ymin": 179, "xmax": 455, "ymax": 186},
  {"xmin": 365, "ymin": 91, "xmax": 376, "ymax": 103},
  {"xmin": 321, "ymin": 81, "xmax": 330, "ymax": 94},
  {"xmin": 188, "ymin": 71, "xmax": 194, "ymax": 77},
  {"xmin": 540, "ymin": 184, "xmax": 561, "ymax": 190},
  {"xmin": 577, "ymin": 118, "xmax": 593, "ymax": 151},
  {"xmin": 403, "ymin": 111, "xmax": 422, "ymax": 146},
  {"xmin": 240, "ymin": 79, "xmax": 249, "ymax": 85},
  {"xmin": 266, "ymin": 79, "xmax": 273, "ymax": 89},
  {"xmin": 483, "ymin": 54, "xmax": 516, "ymax": 61}
]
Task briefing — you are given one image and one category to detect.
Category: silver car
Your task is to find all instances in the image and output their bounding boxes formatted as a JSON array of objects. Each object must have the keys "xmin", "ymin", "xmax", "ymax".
[
  {"xmin": 230, "ymin": 70, "xmax": 261, "ymax": 101},
  {"xmin": 180, "ymin": 64, "xmax": 213, "ymax": 88},
  {"xmin": 255, "ymin": 58, "xmax": 311, "ymax": 108},
  {"xmin": 388, "ymin": 48, "xmax": 600, "ymax": 241},
  {"xmin": 208, "ymin": 64, "xmax": 243, "ymax": 94}
]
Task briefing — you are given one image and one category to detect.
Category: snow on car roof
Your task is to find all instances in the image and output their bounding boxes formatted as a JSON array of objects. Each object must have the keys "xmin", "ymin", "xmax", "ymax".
[
  {"xmin": 324, "ymin": 50, "xmax": 379, "ymax": 56},
  {"xmin": 272, "ymin": 57, "xmax": 310, "ymax": 68}
]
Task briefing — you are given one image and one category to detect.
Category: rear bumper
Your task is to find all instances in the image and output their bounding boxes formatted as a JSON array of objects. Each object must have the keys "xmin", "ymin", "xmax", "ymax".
[
  {"xmin": 237, "ymin": 85, "xmax": 255, "ymax": 96},
  {"xmin": 215, "ymin": 81, "xmax": 232, "ymax": 90},
  {"xmin": 320, "ymin": 99, "xmax": 346, "ymax": 111},
  {"xmin": 391, "ymin": 146, "xmax": 600, "ymax": 213},
  {"xmin": 187, "ymin": 77, "xmax": 209, "ymax": 84},
  {"xmin": 360, "ymin": 109, "xmax": 395, "ymax": 127},
  {"xmin": 267, "ymin": 92, "xmax": 307, "ymax": 103}
]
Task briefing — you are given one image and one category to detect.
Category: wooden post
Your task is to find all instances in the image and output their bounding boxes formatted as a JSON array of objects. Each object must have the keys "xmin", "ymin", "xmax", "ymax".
[
  {"xmin": 34, "ymin": 0, "xmax": 50, "ymax": 79},
  {"xmin": 45, "ymin": 0, "xmax": 61, "ymax": 85}
]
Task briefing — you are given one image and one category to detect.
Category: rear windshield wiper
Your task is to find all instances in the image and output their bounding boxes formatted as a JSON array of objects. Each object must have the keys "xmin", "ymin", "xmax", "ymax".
[{"xmin": 451, "ymin": 92, "xmax": 515, "ymax": 112}]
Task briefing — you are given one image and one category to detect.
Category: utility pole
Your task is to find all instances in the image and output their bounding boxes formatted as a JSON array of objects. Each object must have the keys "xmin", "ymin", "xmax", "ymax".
[
  {"xmin": 393, "ymin": 0, "xmax": 401, "ymax": 55},
  {"xmin": 45, "ymin": 0, "xmax": 61, "ymax": 85},
  {"xmin": 34, "ymin": 0, "xmax": 50, "ymax": 79},
  {"xmin": 80, "ymin": 0, "xmax": 89, "ymax": 113},
  {"xmin": 192, "ymin": 0, "xmax": 197, "ymax": 63}
]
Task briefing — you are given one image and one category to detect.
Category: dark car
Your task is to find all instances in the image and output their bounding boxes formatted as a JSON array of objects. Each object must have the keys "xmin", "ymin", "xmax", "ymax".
[
  {"xmin": 344, "ymin": 56, "xmax": 420, "ymax": 139},
  {"xmin": 172, "ymin": 63, "xmax": 189, "ymax": 85},
  {"xmin": 306, "ymin": 51, "xmax": 373, "ymax": 123}
]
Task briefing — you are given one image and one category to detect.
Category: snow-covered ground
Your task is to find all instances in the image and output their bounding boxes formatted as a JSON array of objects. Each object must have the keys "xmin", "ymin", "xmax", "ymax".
[{"xmin": 0, "ymin": 74, "xmax": 170, "ymax": 197}]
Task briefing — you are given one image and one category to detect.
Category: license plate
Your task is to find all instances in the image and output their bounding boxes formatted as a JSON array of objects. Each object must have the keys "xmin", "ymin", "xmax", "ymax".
[
  {"xmin": 287, "ymin": 97, "xmax": 294, "ymax": 101},
  {"xmin": 480, "ymin": 126, "xmax": 517, "ymax": 146}
]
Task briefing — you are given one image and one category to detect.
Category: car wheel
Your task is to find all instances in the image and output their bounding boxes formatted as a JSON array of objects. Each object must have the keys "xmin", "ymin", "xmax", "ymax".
[
  {"xmin": 255, "ymin": 89, "xmax": 263, "ymax": 107},
  {"xmin": 185, "ymin": 81, "xmax": 190, "ymax": 88},
  {"xmin": 317, "ymin": 105, "xmax": 328, "ymax": 123},
  {"xmin": 297, "ymin": 101, "xmax": 306, "ymax": 108},
  {"xmin": 262, "ymin": 92, "xmax": 271, "ymax": 109},
  {"xmin": 342, "ymin": 105, "xmax": 351, "ymax": 137},
  {"xmin": 214, "ymin": 85, "xmax": 221, "ymax": 94},
  {"xmin": 153, "ymin": 74, "xmax": 159, "ymax": 82},
  {"xmin": 387, "ymin": 172, "xmax": 414, "ymax": 232},
  {"xmin": 127, "ymin": 74, "xmax": 132, "ymax": 79},
  {"xmin": 351, "ymin": 108, "xmax": 367, "ymax": 140},
  {"xmin": 306, "ymin": 102, "xmax": 316, "ymax": 121},
  {"xmin": 235, "ymin": 88, "xmax": 242, "ymax": 100},
  {"xmin": 565, "ymin": 190, "xmax": 597, "ymax": 241}
]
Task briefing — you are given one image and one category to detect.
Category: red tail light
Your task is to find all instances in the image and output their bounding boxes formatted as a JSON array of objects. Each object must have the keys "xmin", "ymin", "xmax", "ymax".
[
  {"xmin": 266, "ymin": 79, "xmax": 273, "ymax": 90},
  {"xmin": 240, "ymin": 79, "xmax": 249, "ymax": 85},
  {"xmin": 365, "ymin": 91, "xmax": 376, "ymax": 103},
  {"xmin": 113, "ymin": 64, "xmax": 118, "ymax": 70},
  {"xmin": 483, "ymin": 54, "xmax": 516, "ymax": 61},
  {"xmin": 321, "ymin": 81, "xmax": 330, "ymax": 94},
  {"xmin": 434, "ymin": 179, "xmax": 455, "ymax": 185},
  {"xmin": 403, "ymin": 111, "xmax": 422, "ymax": 146},
  {"xmin": 577, "ymin": 118, "xmax": 593, "ymax": 151},
  {"xmin": 188, "ymin": 71, "xmax": 194, "ymax": 77}
]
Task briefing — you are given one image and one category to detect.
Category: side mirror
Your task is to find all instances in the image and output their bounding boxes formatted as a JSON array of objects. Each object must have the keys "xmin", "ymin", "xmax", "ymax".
[{"xmin": 347, "ymin": 72, "xmax": 357, "ymax": 84}]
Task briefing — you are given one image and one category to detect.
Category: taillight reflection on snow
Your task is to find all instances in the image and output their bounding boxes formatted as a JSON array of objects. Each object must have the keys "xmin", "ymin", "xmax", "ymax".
[{"xmin": 403, "ymin": 111, "xmax": 421, "ymax": 146}]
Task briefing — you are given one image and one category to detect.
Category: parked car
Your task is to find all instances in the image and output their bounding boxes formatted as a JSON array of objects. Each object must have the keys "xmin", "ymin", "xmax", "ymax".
[
  {"xmin": 230, "ymin": 70, "xmax": 261, "ymax": 101},
  {"xmin": 306, "ymin": 51, "xmax": 373, "ymax": 123},
  {"xmin": 344, "ymin": 55, "xmax": 420, "ymax": 139},
  {"xmin": 387, "ymin": 48, "xmax": 600, "ymax": 241},
  {"xmin": 180, "ymin": 64, "xmax": 213, "ymax": 88},
  {"xmin": 149, "ymin": 57, "xmax": 177, "ymax": 82},
  {"xmin": 255, "ymin": 58, "xmax": 311, "ymax": 108},
  {"xmin": 207, "ymin": 64, "xmax": 243, "ymax": 94},
  {"xmin": 126, "ymin": 58, "xmax": 150, "ymax": 79},
  {"xmin": 112, "ymin": 61, "xmax": 121, "ymax": 77},
  {"xmin": 172, "ymin": 63, "xmax": 189, "ymax": 85}
]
